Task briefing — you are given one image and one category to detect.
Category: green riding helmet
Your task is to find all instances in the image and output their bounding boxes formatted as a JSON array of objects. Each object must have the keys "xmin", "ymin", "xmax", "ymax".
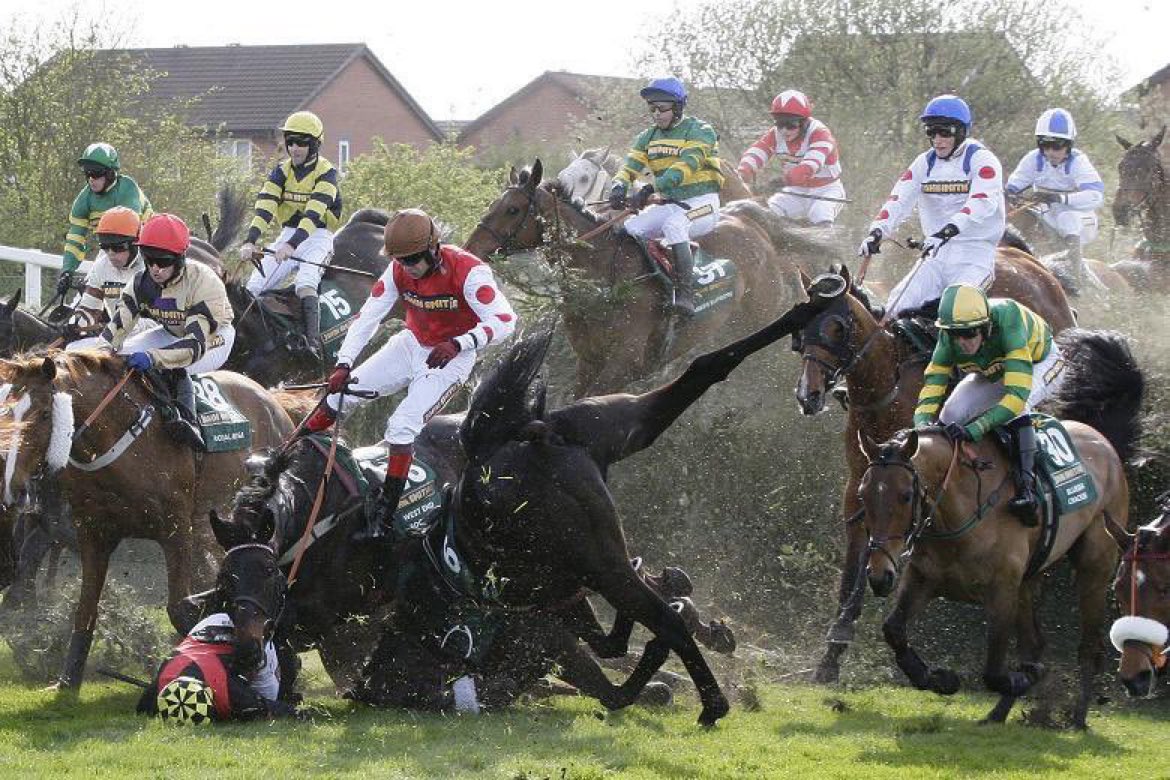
[
  {"xmin": 936, "ymin": 284, "xmax": 991, "ymax": 330},
  {"xmin": 78, "ymin": 142, "xmax": 120, "ymax": 172}
]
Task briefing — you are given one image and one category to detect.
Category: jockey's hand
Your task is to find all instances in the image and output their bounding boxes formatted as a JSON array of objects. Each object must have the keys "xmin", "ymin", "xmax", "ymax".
[
  {"xmin": 55, "ymin": 271, "xmax": 75, "ymax": 297},
  {"xmin": 608, "ymin": 185, "xmax": 627, "ymax": 211},
  {"xmin": 60, "ymin": 321, "xmax": 82, "ymax": 343},
  {"xmin": 857, "ymin": 228, "xmax": 883, "ymax": 257},
  {"xmin": 238, "ymin": 242, "xmax": 257, "ymax": 263},
  {"xmin": 426, "ymin": 339, "xmax": 461, "ymax": 369},
  {"xmin": 737, "ymin": 167, "xmax": 754, "ymax": 184},
  {"xmin": 274, "ymin": 243, "xmax": 296, "ymax": 262},
  {"xmin": 920, "ymin": 223, "xmax": 959, "ymax": 260},
  {"xmin": 943, "ymin": 422, "xmax": 973, "ymax": 443},
  {"xmin": 126, "ymin": 351, "xmax": 153, "ymax": 372},
  {"xmin": 1032, "ymin": 190, "xmax": 1065, "ymax": 206},
  {"xmin": 630, "ymin": 184, "xmax": 656, "ymax": 211},
  {"xmin": 326, "ymin": 364, "xmax": 351, "ymax": 394}
]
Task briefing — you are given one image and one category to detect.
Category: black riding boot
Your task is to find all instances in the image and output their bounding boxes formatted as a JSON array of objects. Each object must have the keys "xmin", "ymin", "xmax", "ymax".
[
  {"xmin": 669, "ymin": 242, "xmax": 696, "ymax": 317},
  {"xmin": 353, "ymin": 476, "xmax": 406, "ymax": 543},
  {"xmin": 299, "ymin": 294, "xmax": 323, "ymax": 360},
  {"xmin": 164, "ymin": 370, "xmax": 205, "ymax": 452},
  {"xmin": 1064, "ymin": 235, "xmax": 1084, "ymax": 294},
  {"xmin": 1007, "ymin": 415, "xmax": 1039, "ymax": 526}
]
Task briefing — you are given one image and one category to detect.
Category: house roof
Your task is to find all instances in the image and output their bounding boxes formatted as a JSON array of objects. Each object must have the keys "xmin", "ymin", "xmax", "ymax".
[
  {"xmin": 1129, "ymin": 63, "xmax": 1170, "ymax": 98},
  {"xmin": 96, "ymin": 43, "xmax": 442, "ymax": 139}
]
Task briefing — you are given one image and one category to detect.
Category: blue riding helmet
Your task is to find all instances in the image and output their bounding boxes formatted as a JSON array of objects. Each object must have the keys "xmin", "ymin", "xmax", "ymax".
[
  {"xmin": 920, "ymin": 94, "xmax": 972, "ymax": 128},
  {"xmin": 640, "ymin": 77, "xmax": 688, "ymax": 106}
]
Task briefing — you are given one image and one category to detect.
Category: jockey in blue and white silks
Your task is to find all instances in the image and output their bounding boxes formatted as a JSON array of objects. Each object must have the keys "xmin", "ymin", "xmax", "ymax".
[{"xmin": 1005, "ymin": 108, "xmax": 1104, "ymax": 289}]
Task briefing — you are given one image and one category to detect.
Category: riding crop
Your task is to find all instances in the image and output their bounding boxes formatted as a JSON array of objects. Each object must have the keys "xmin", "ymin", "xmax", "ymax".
[{"xmin": 254, "ymin": 248, "xmax": 377, "ymax": 279}]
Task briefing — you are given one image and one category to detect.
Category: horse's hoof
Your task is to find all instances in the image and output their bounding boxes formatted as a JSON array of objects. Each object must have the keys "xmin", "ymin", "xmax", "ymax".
[
  {"xmin": 697, "ymin": 695, "xmax": 731, "ymax": 728},
  {"xmin": 709, "ymin": 621, "xmax": 737, "ymax": 655},
  {"xmin": 636, "ymin": 681, "xmax": 673, "ymax": 707},
  {"xmin": 658, "ymin": 566, "xmax": 693, "ymax": 599},
  {"xmin": 928, "ymin": 669, "xmax": 961, "ymax": 696}
]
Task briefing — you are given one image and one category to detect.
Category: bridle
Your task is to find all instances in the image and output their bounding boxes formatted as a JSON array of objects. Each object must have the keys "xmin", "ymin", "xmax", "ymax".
[
  {"xmin": 220, "ymin": 542, "xmax": 286, "ymax": 639},
  {"xmin": 473, "ymin": 184, "xmax": 550, "ymax": 256}
]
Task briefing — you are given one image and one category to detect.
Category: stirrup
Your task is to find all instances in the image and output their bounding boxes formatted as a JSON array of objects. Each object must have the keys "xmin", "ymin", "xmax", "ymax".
[{"xmin": 351, "ymin": 497, "xmax": 393, "ymax": 543}]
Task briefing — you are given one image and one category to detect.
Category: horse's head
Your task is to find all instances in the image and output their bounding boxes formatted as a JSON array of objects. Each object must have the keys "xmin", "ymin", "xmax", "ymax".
[
  {"xmin": 0, "ymin": 289, "xmax": 22, "ymax": 357},
  {"xmin": 0, "ymin": 354, "xmax": 71, "ymax": 505},
  {"xmin": 793, "ymin": 266, "xmax": 878, "ymax": 415},
  {"xmin": 557, "ymin": 147, "xmax": 611, "ymax": 202},
  {"xmin": 210, "ymin": 506, "xmax": 284, "ymax": 676},
  {"xmin": 1108, "ymin": 503, "xmax": 1170, "ymax": 698},
  {"xmin": 1113, "ymin": 127, "xmax": 1166, "ymax": 226},
  {"xmin": 857, "ymin": 429, "xmax": 939, "ymax": 597},
  {"xmin": 465, "ymin": 159, "xmax": 559, "ymax": 258}
]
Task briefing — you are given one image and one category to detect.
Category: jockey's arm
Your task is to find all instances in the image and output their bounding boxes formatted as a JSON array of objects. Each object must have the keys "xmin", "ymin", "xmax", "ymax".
[
  {"xmin": 784, "ymin": 127, "xmax": 834, "ymax": 187},
  {"xmin": 612, "ymin": 130, "xmax": 653, "ymax": 193},
  {"xmin": 1066, "ymin": 157, "xmax": 1106, "ymax": 210},
  {"xmin": 286, "ymin": 167, "xmax": 340, "ymax": 249},
  {"xmin": 948, "ymin": 150, "xmax": 1003, "ymax": 235},
  {"xmin": 966, "ymin": 322, "xmax": 1034, "ymax": 441},
  {"xmin": 738, "ymin": 128, "xmax": 777, "ymax": 180},
  {"xmin": 1004, "ymin": 153, "xmax": 1036, "ymax": 198},
  {"xmin": 243, "ymin": 165, "xmax": 287, "ymax": 247},
  {"xmin": 913, "ymin": 340, "xmax": 955, "ymax": 427},
  {"xmin": 334, "ymin": 268, "xmax": 401, "ymax": 366},
  {"xmin": 869, "ymin": 156, "xmax": 924, "ymax": 240},
  {"xmin": 100, "ymin": 277, "xmax": 144, "ymax": 352},
  {"xmin": 61, "ymin": 190, "xmax": 92, "ymax": 274},
  {"xmin": 454, "ymin": 265, "xmax": 517, "ymax": 352}
]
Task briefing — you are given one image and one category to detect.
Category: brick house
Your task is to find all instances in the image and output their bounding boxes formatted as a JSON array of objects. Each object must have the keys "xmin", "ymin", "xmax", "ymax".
[
  {"xmin": 104, "ymin": 43, "xmax": 443, "ymax": 171},
  {"xmin": 1125, "ymin": 63, "xmax": 1170, "ymax": 132}
]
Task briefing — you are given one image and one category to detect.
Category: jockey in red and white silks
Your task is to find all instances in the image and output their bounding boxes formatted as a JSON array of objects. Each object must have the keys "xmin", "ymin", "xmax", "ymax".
[{"xmin": 859, "ymin": 94, "xmax": 1005, "ymax": 319}]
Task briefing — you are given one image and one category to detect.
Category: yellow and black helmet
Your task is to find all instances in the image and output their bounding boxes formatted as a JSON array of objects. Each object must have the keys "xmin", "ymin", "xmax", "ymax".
[
  {"xmin": 280, "ymin": 111, "xmax": 324, "ymax": 140},
  {"xmin": 156, "ymin": 676, "xmax": 215, "ymax": 725},
  {"xmin": 936, "ymin": 284, "xmax": 990, "ymax": 330}
]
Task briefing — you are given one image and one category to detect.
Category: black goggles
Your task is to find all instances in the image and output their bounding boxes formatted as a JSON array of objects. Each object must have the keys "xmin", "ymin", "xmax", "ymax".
[
  {"xmin": 949, "ymin": 326, "xmax": 982, "ymax": 339},
  {"xmin": 141, "ymin": 249, "xmax": 180, "ymax": 268},
  {"xmin": 774, "ymin": 116, "xmax": 802, "ymax": 129},
  {"xmin": 397, "ymin": 250, "xmax": 432, "ymax": 266},
  {"xmin": 99, "ymin": 239, "xmax": 135, "ymax": 253},
  {"xmin": 924, "ymin": 125, "xmax": 958, "ymax": 139},
  {"xmin": 284, "ymin": 134, "xmax": 314, "ymax": 148},
  {"xmin": 1037, "ymin": 136, "xmax": 1070, "ymax": 149},
  {"xmin": 83, "ymin": 166, "xmax": 111, "ymax": 179}
]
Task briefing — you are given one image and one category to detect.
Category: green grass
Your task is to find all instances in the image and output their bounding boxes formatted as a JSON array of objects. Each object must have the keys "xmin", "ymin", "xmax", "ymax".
[{"xmin": 2, "ymin": 647, "xmax": 1170, "ymax": 779}]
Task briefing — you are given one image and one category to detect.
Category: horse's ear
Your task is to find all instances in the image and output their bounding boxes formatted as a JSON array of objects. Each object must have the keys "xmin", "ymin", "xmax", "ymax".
[
  {"xmin": 1116, "ymin": 133, "xmax": 1133, "ymax": 151},
  {"xmin": 5, "ymin": 289, "xmax": 20, "ymax": 310},
  {"xmin": 509, "ymin": 166, "xmax": 519, "ymax": 185},
  {"xmin": 799, "ymin": 268, "xmax": 813, "ymax": 297},
  {"xmin": 857, "ymin": 430, "xmax": 880, "ymax": 463},
  {"xmin": 1103, "ymin": 512, "xmax": 1132, "ymax": 551},
  {"xmin": 39, "ymin": 356, "xmax": 56, "ymax": 382},
  {"xmin": 899, "ymin": 429, "xmax": 920, "ymax": 459},
  {"xmin": 840, "ymin": 264, "xmax": 853, "ymax": 289},
  {"xmin": 209, "ymin": 508, "xmax": 243, "ymax": 551},
  {"xmin": 530, "ymin": 158, "xmax": 544, "ymax": 188},
  {"xmin": 1154, "ymin": 126, "xmax": 1167, "ymax": 149}
]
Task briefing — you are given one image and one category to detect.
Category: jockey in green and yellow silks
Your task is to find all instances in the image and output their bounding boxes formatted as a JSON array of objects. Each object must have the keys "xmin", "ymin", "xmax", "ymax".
[{"xmin": 913, "ymin": 284, "xmax": 1067, "ymax": 523}]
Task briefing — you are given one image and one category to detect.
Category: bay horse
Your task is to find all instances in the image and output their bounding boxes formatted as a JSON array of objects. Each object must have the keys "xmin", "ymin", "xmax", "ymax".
[
  {"xmin": 0, "ymin": 350, "xmax": 297, "ymax": 690},
  {"xmin": 556, "ymin": 147, "xmax": 753, "ymax": 208},
  {"xmin": 466, "ymin": 158, "xmax": 827, "ymax": 395},
  {"xmin": 1102, "ymin": 495, "xmax": 1170, "ymax": 699},
  {"xmin": 1113, "ymin": 126, "xmax": 1170, "ymax": 293},
  {"xmin": 788, "ymin": 261, "xmax": 1076, "ymax": 684},
  {"xmin": 222, "ymin": 208, "xmax": 390, "ymax": 388},
  {"xmin": 856, "ymin": 329, "xmax": 1141, "ymax": 726}
]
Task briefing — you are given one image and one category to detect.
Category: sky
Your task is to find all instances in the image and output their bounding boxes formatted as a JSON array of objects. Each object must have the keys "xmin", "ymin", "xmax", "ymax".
[{"xmin": 1, "ymin": 0, "xmax": 1167, "ymax": 121}]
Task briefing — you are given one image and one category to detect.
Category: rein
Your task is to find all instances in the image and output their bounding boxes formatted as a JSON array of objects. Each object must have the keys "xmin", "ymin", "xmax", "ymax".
[
  {"xmin": 71, "ymin": 368, "xmax": 136, "ymax": 443},
  {"xmin": 287, "ymin": 385, "xmax": 348, "ymax": 587},
  {"xmin": 1122, "ymin": 540, "xmax": 1170, "ymax": 669}
]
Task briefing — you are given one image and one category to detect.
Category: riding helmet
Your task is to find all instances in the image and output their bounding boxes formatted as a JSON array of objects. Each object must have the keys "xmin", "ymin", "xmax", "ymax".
[
  {"xmin": 384, "ymin": 208, "xmax": 440, "ymax": 259},
  {"xmin": 936, "ymin": 284, "xmax": 991, "ymax": 330},
  {"xmin": 138, "ymin": 213, "xmax": 191, "ymax": 269}
]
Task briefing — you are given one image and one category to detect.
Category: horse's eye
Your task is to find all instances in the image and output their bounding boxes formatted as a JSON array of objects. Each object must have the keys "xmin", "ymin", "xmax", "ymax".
[
  {"xmin": 506, "ymin": 206, "xmax": 521, "ymax": 216},
  {"xmin": 900, "ymin": 490, "xmax": 914, "ymax": 504}
]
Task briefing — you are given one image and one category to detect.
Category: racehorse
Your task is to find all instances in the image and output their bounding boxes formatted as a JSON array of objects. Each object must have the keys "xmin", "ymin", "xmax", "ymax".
[
  {"xmin": 557, "ymin": 147, "xmax": 753, "ymax": 207},
  {"xmin": 0, "ymin": 350, "xmax": 297, "ymax": 689},
  {"xmin": 466, "ymin": 159, "xmax": 829, "ymax": 395},
  {"xmin": 1002, "ymin": 218, "xmax": 1132, "ymax": 297},
  {"xmin": 1113, "ymin": 126, "xmax": 1170, "ymax": 293},
  {"xmin": 222, "ymin": 207, "xmax": 390, "ymax": 388},
  {"xmin": 1103, "ymin": 494, "xmax": 1170, "ymax": 699},
  {"xmin": 787, "ymin": 262, "xmax": 1076, "ymax": 684},
  {"xmin": 857, "ymin": 329, "xmax": 1141, "ymax": 727}
]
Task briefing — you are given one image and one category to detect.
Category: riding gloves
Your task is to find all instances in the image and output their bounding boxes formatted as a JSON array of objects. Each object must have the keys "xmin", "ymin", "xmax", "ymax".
[
  {"xmin": 608, "ymin": 184, "xmax": 627, "ymax": 211},
  {"xmin": 426, "ymin": 339, "xmax": 461, "ymax": 369},
  {"xmin": 1032, "ymin": 190, "xmax": 1066, "ymax": 206},
  {"xmin": 630, "ymin": 184, "xmax": 656, "ymax": 211},
  {"xmin": 56, "ymin": 271, "xmax": 74, "ymax": 297},
  {"xmin": 326, "ymin": 364, "xmax": 351, "ymax": 394},
  {"xmin": 943, "ymin": 422, "xmax": 973, "ymax": 443},
  {"xmin": 127, "ymin": 351, "xmax": 153, "ymax": 371},
  {"xmin": 857, "ymin": 228, "xmax": 883, "ymax": 257},
  {"xmin": 920, "ymin": 223, "xmax": 959, "ymax": 260}
]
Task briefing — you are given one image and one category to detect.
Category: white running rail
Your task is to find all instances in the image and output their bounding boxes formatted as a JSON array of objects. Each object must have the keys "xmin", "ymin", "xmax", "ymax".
[{"xmin": 0, "ymin": 245, "xmax": 92, "ymax": 307}]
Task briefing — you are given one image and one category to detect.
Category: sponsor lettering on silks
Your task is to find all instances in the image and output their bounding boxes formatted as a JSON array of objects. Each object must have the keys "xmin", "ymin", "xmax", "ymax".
[
  {"xmin": 401, "ymin": 291, "xmax": 461, "ymax": 312},
  {"xmin": 646, "ymin": 144, "xmax": 682, "ymax": 158},
  {"xmin": 921, "ymin": 180, "xmax": 972, "ymax": 195},
  {"xmin": 142, "ymin": 298, "xmax": 187, "ymax": 328}
]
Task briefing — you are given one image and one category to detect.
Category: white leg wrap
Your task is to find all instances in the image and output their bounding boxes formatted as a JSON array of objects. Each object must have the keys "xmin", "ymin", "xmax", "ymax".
[
  {"xmin": 1110, "ymin": 615, "xmax": 1169, "ymax": 652},
  {"xmin": 47, "ymin": 392, "xmax": 74, "ymax": 471}
]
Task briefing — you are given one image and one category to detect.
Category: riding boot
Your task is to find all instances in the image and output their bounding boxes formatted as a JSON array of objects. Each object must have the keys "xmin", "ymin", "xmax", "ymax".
[
  {"xmin": 299, "ymin": 294, "xmax": 323, "ymax": 360},
  {"xmin": 163, "ymin": 370, "xmax": 206, "ymax": 452},
  {"xmin": 669, "ymin": 242, "xmax": 695, "ymax": 317},
  {"xmin": 1064, "ymin": 235, "xmax": 1084, "ymax": 295},
  {"xmin": 1007, "ymin": 416, "xmax": 1039, "ymax": 526},
  {"xmin": 353, "ymin": 445, "xmax": 414, "ymax": 543}
]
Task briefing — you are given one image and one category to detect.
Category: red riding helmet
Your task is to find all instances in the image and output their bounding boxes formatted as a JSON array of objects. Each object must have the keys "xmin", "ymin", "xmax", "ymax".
[
  {"xmin": 138, "ymin": 214, "xmax": 191, "ymax": 257},
  {"xmin": 770, "ymin": 90, "xmax": 813, "ymax": 118}
]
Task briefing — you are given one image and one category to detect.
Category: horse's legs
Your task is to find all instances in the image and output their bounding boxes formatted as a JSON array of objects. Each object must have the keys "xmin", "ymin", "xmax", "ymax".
[
  {"xmin": 816, "ymin": 496, "xmax": 867, "ymax": 684},
  {"xmin": 160, "ymin": 529, "xmax": 196, "ymax": 633},
  {"xmin": 556, "ymin": 597, "xmax": 632, "ymax": 659},
  {"xmin": 1067, "ymin": 527, "xmax": 1117, "ymax": 729},
  {"xmin": 58, "ymin": 531, "xmax": 118, "ymax": 690},
  {"xmin": 542, "ymin": 618, "xmax": 672, "ymax": 712},
  {"xmin": 881, "ymin": 570, "xmax": 956, "ymax": 694},
  {"xmin": 981, "ymin": 577, "xmax": 1033, "ymax": 724},
  {"xmin": 1015, "ymin": 579, "xmax": 1046, "ymax": 670}
]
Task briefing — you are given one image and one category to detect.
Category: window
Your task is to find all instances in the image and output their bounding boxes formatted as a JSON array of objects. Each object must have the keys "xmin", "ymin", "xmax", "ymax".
[
  {"xmin": 217, "ymin": 138, "xmax": 252, "ymax": 171},
  {"xmin": 338, "ymin": 140, "xmax": 351, "ymax": 174}
]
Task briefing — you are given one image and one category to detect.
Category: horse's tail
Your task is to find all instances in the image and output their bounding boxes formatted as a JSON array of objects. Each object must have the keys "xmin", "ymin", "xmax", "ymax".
[
  {"xmin": 210, "ymin": 186, "xmax": 250, "ymax": 253},
  {"xmin": 999, "ymin": 225, "xmax": 1034, "ymax": 256},
  {"xmin": 460, "ymin": 322, "xmax": 556, "ymax": 468},
  {"xmin": 1049, "ymin": 329, "xmax": 1144, "ymax": 462}
]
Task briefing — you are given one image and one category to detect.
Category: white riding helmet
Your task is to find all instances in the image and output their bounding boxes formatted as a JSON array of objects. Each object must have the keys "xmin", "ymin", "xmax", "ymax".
[{"xmin": 1035, "ymin": 108, "xmax": 1077, "ymax": 141}]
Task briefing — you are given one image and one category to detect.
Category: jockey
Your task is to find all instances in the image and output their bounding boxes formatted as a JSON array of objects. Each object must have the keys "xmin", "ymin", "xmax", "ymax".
[
  {"xmin": 238, "ymin": 111, "xmax": 342, "ymax": 359},
  {"xmin": 101, "ymin": 213, "xmax": 236, "ymax": 451},
  {"xmin": 1005, "ymin": 108, "xmax": 1104, "ymax": 292},
  {"xmin": 608, "ymin": 77, "xmax": 723, "ymax": 316},
  {"xmin": 303, "ymin": 208, "xmax": 517, "ymax": 542},
  {"xmin": 60, "ymin": 143, "xmax": 154, "ymax": 301},
  {"xmin": 137, "ymin": 613, "xmax": 294, "ymax": 722},
  {"xmin": 913, "ymin": 284, "xmax": 1067, "ymax": 524},
  {"xmin": 858, "ymin": 95, "xmax": 1005, "ymax": 319},
  {"xmin": 737, "ymin": 89, "xmax": 845, "ymax": 225},
  {"xmin": 64, "ymin": 207, "xmax": 145, "ymax": 349}
]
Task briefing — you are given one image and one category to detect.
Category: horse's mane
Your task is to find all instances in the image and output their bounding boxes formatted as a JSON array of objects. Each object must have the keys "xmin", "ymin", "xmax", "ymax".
[
  {"xmin": 460, "ymin": 322, "xmax": 556, "ymax": 467},
  {"xmin": 542, "ymin": 181, "xmax": 604, "ymax": 226},
  {"xmin": 348, "ymin": 208, "xmax": 392, "ymax": 228},
  {"xmin": 208, "ymin": 186, "xmax": 250, "ymax": 253}
]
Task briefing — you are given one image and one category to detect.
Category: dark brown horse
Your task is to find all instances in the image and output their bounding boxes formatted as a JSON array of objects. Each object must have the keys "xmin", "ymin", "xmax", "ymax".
[
  {"xmin": 465, "ymin": 159, "xmax": 825, "ymax": 396},
  {"xmin": 1103, "ymin": 495, "xmax": 1170, "ymax": 698},
  {"xmin": 1113, "ymin": 126, "xmax": 1170, "ymax": 293},
  {"xmin": 788, "ymin": 261, "xmax": 1076, "ymax": 684},
  {"xmin": 0, "ymin": 351, "xmax": 297, "ymax": 690}
]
